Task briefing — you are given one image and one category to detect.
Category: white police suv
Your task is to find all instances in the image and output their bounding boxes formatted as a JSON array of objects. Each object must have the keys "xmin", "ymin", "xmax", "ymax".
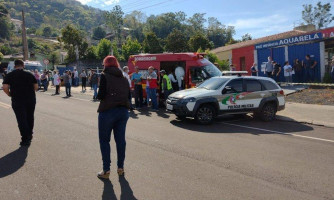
[{"xmin": 166, "ymin": 75, "xmax": 285, "ymax": 124}]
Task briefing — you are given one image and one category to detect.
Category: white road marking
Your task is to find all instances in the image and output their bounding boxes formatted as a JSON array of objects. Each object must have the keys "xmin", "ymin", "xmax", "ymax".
[
  {"xmin": 0, "ymin": 101, "xmax": 11, "ymax": 109},
  {"xmin": 221, "ymin": 122, "xmax": 334, "ymax": 143}
]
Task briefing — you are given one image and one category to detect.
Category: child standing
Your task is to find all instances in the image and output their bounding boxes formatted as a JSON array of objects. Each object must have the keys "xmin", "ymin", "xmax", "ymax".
[{"xmin": 284, "ymin": 61, "xmax": 293, "ymax": 85}]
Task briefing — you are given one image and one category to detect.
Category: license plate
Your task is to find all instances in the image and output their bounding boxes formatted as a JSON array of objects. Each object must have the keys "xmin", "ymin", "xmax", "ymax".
[{"xmin": 166, "ymin": 104, "xmax": 173, "ymax": 111}]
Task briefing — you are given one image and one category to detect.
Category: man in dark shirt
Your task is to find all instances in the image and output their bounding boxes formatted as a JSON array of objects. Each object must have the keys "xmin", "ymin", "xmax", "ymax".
[
  {"xmin": 2, "ymin": 59, "xmax": 38, "ymax": 146},
  {"xmin": 304, "ymin": 55, "xmax": 317, "ymax": 82}
]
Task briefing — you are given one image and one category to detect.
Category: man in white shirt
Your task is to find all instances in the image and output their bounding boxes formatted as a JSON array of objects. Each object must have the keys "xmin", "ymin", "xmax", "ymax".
[
  {"xmin": 53, "ymin": 70, "xmax": 60, "ymax": 95},
  {"xmin": 175, "ymin": 66, "xmax": 185, "ymax": 90},
  {"xmin": 74, "ymin": 69, "xmax": 79, "ymax": 86}
]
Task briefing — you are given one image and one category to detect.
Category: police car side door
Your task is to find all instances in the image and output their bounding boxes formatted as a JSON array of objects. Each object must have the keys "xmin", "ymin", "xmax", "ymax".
[
  {"xmin": 219, "ymin": 78, "xmax": 246, "ymax": 111},
  {"xmin": 243, "ymin": 78, "xmax": 265, "ymax": 110}
]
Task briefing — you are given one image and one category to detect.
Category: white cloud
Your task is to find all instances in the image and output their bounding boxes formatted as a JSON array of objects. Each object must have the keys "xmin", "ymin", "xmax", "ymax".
[
  {"xmin": 76, "ymin": 0, "xmax": 94, "ymax": 4},
  {"xmin": 228, "ymin": 14, "xmax": 293, "ymax": 39},
  {"xmin": 229, "ymin": 14, "xmax": 288, "ymax": 30},
  {"xmin": 104, "ymin": 0, "xmax": 120, "ymax": 6},
  {"xmin": 75, "ymin": 0, "xmax": 120, "ymax": 6}
]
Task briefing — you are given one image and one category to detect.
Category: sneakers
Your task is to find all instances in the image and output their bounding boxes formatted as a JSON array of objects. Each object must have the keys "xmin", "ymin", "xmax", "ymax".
[
  {"xmin": 97, "ymin": 170, "xmax": 110, "ymax": 179},
  {"xmin": 97, "ymin": 169, "xmax": 124, "ymax": 179}
]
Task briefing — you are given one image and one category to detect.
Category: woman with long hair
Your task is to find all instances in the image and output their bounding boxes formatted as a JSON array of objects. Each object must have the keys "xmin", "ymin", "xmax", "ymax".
[{"xmin": 96, "ymin": 56, "xmax": 130, "ymax": 179}]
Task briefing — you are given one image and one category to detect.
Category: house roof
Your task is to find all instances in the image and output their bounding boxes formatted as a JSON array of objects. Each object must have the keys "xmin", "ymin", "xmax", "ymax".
[{"xmin": 211, "ymin": 30, "xmax": 306, "ymax": 53}]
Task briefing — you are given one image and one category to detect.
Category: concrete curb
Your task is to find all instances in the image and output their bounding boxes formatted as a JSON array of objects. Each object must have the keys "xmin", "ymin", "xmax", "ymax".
[{"xmin": 276, "ymin": 116, "xmax": 334, "ymax": 128}]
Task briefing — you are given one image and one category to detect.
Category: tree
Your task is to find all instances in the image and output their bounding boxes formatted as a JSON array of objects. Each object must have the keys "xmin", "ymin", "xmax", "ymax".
[
  {"xmin": 145, "ymin": 12, "xmax": 183, "ymax": 39},
  {"xmin": 0, "ymin": 52, "xmax": 3, "ymax": 62},
  {"xmin": 188, "ymin": 33, "xmax": 213, "ymax": 52},
  {"xmin": 60, "ymin": 24, "xmax": 85, "ymax": 62},
  {"xmin": 105, "ymin": 5, "xmax": 124, "ymax": 45},
  {"xmin": 204, "ymin": 50, "xmax": 229, "ymax": 71},
  {"xmin": 165, "ymin": 29, "xmax": 189, "ymax": 53},
  {"xmin": 241, "ymin": 33, "xmax": 252, "ymax": 41},
  {"xmin": 207, "ymin": 17, "xmax": 236, "ymax": 48},
  {"xmin": 187, "ymin": 13, "xmax": 207, "ymax": 35},
  {"xmin": 48, "ymin": 51, "xmax": 59, "ymax": 69},
  {"xmin": 122, "ymin": 37, "xmax": 142, "ymax": 61},
  {"xmin": 142, "ymin": 32, "xmax": 163, "ymax": 53},
  {"xmin": 302, "ymin": 2, "xmax": 334, "ymax": 29},
  {"xmin": 42, "ymin": 26, "xmax": 52, "ymax": 37},
  {"xmin": 97, "ymin": 39, "xmax": 112, "ymax": 60},
  {"xmin": 0, "ymin": 4, "xmax": 11, "ymax": 40},
  {"xmin": 85, "ymin": 46, "xmax": 97, "ymax": 60},
  {"xmin": 92, "ymin": 26, "xmax": 106, "ymax": 40}
]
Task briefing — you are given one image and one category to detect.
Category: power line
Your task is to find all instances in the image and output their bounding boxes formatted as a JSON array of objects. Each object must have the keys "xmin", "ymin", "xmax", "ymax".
[
  {"xmin": 122, "ymin": 0, "xmax": 164, "ymax": 11},
  {"xmin": 124, "ymin": 0, "xmax": 176, "ymax": 14}
]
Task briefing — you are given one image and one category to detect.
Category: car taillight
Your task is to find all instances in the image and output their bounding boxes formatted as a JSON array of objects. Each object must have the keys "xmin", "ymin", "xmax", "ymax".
[{"xmin": 280, "ymin": 90, "xmax": 284, "ymax": 95}]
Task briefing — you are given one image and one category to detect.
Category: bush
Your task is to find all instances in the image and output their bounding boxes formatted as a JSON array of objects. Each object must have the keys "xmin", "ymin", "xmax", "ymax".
[{"xmin": 323, "ymin": 72, "xmax": 333, "ymax": 83}]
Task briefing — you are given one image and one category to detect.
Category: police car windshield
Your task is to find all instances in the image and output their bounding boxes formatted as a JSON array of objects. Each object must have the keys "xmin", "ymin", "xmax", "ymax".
[
  {"xmin": 197, "ymin": 77, "xmax": 229, "ymax": 90},
  {"xmin": 202, "ymin": 62, "xmax": 222, "ymax": 77}
]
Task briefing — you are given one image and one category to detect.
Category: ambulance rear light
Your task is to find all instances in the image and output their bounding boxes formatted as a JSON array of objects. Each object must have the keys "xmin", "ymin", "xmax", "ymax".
[{"xmin": 280, "ymin": 90, "xmax": 284, "ymax": 95}]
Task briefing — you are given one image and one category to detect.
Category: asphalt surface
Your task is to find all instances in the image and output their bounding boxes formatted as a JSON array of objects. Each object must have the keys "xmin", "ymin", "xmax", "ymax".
[{"xmin": 0, "ymin": 89, "xmax": 334, "ymax": 200}]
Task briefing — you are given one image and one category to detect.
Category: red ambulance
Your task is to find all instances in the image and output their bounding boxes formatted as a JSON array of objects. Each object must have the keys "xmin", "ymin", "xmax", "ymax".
[{"xmin": 127, "ymin": 52, "xmax": 222, "ymax": 101}]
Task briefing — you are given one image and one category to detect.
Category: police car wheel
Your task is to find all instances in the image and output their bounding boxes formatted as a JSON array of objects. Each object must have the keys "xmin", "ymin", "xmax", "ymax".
[
  {"xmin": 260, "ymin": 103, "xmax": 277, "ymax": 122},
  {"xmin": 195, "ymin": 105, "xmax": 215, "ymax": 125}
]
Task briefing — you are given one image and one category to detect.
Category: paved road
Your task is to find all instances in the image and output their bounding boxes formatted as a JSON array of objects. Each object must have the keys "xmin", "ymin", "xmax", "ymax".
[{"xmin": 0, "ymin": 90, "xmax": 334, "ymax": 200}]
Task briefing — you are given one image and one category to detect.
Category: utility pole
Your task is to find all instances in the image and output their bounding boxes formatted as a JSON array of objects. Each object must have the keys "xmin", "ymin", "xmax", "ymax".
[{"xmin": 21, "ymin": 10, "xmax": 29, "ymax": 61}]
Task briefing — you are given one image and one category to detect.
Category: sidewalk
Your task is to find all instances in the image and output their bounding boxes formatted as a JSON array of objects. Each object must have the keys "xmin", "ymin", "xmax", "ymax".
[
  {"xmin": 277, "ymin": 102, "xmax": 334, "ymax": 128},
  {"xmin": 281, "ymin": 85, "xmax": 309, "ymax": 96}
]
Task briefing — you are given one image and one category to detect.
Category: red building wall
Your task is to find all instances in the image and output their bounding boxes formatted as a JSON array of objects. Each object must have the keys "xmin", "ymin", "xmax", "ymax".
[{"xmin": 232, "ymin": 46, "xmax": 254, "ymax": 75}]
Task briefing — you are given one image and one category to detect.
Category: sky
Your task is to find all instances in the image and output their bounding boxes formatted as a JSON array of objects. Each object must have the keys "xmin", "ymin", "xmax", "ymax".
[{"xmin": 76, "ymin": 0, "xmax": 334, "ymax": 40}]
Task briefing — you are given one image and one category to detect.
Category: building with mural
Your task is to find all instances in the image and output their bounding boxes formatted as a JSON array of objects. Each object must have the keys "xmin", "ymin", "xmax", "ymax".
[{"xmin": 211, "ymin": 25, "xmax": 334, "ymax": 82}]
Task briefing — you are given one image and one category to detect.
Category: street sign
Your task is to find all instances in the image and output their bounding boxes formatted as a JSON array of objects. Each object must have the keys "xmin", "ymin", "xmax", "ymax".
[{"xmin": 43, "ymin": 59, "xmax": 50, "ymax": 65}]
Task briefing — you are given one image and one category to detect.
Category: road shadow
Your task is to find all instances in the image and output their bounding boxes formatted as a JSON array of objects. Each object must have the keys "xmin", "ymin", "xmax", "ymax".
[
  {"xmin": 119, "ymin": 176, "xmax": 137, "ymax": 200},
  {"xmin": 170, "ymin": 114, "xmax": 314, "ymax": 135},
  {"xmin": 100, "ymin": 179, "xmax": 117, "ymax": 200},
  {"xmin": 0, "ymin": 146, "xmax": 29, "ymax": 178}
]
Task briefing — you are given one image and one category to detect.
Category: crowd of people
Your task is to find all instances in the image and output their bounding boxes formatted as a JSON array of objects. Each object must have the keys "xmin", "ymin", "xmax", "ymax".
[{"xmin": 250, "ymin": 55, "xmax": 319, "ymax": 84}]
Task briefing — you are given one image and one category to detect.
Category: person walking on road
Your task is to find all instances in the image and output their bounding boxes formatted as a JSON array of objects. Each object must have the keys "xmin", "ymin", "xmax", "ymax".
[
  {"xmin": 2, "ymin": 59, "xmax": 38, "ymax": 146},
  {"xmin": 265, "ymin": 56, "xmax": 274, "ymax": 78},
  {"xmin": 331, "ymin": 56, "xmax": 334, "ymax": 83},
  {"xmin": 147, "ymin": 66, "xmax": 158, "ymax": 111},
  {"xmin": 63, "ymin": 70, "xmax": 72, "ymax": 97},
  {"xmin": 53, "ymin": 70, "xmax": 60, "ymax": 95},
  {"xmin": 41, "ymin": 71, "xmax": 48, "ymax": 91},
  {"xmin": 90, "ymin": 70, "xmax": 99, "ymax": 101},
  {"xmin": 160, "ymin": 70, "xmax": 173, "ymax": 100},
  {"xmin": 131, "ymin": 66, "xmax": 143, "ymax": 109},
  {"xmin": 80, "ymin": 69, "xmax": 87, "ymax": 92},
  {"xmin": 73, "ymin": 69, "xmax": 79, "ymax": 87},
  {"xmin": 96, "ymin": 55, "xmax": 130, "ymax": 178},
  {"xmin": 34, "ymin": 69, "xmax": 41, "ymax": 90}
]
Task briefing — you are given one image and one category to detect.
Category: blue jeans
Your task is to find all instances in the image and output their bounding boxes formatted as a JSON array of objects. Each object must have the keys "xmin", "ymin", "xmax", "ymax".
[
  {"xmin": 98, "ymin": 107, "xmax": 129, "ymax": 171},
  {"xmin": 92, "ymin": 84, "xmax": 98, "ymax": 98},
  {"xmin": 148, "ymin": 88, "xmax": 158, "ymax": 109},
  {"xmin": 146, "ymin": 86, "xmax": 150, "ymax": 105},
  {"xmin": 65, "ymin": 83, "xmax": 71, "ymax": 96},
  {"xmin": 331, "ymin": 70, "xmax": 334, "ymax": 83}
]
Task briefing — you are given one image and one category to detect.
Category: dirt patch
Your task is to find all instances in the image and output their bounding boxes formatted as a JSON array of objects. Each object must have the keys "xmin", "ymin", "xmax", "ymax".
[{"xmin": 286, "ymin": 88, "xmax": 334, "ymax": 106}]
